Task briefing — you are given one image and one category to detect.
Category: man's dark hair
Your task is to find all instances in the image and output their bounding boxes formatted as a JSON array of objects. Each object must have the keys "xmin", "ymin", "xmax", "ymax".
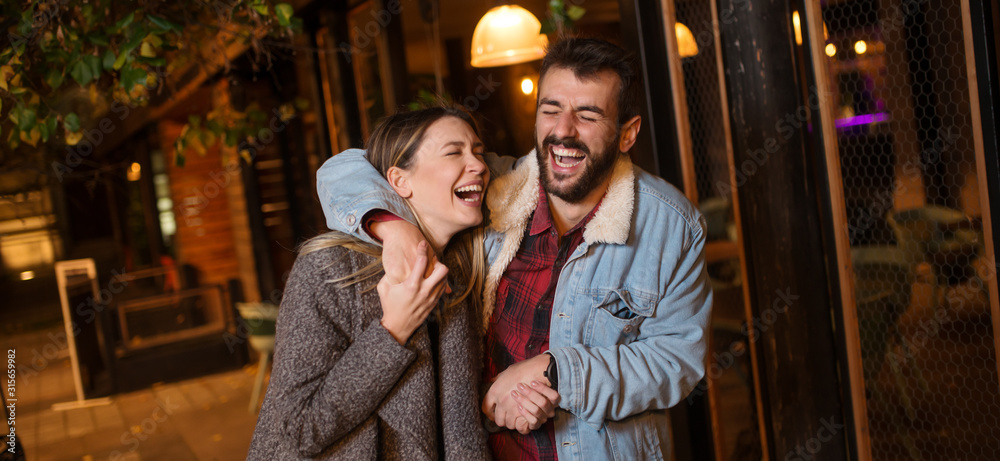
[{"xmin": 539, "ymin": 37, "xmax": 641, "ymax": 125}]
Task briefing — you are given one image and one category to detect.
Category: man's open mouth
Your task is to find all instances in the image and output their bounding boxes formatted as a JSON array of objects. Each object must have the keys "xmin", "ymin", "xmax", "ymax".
[{"xmin": 552, "ymin": 146, "xmax": 585, "ymax": 168}]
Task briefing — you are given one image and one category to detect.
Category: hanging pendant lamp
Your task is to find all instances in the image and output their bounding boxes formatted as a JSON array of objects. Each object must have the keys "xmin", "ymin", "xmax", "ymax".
[
  {"xmin": 471, "ymin": 5, "xmax": 549, "ymax": 68},
  {"xmin": 675, "ymin": 22, "xmax": 698, "ymax": 58}
]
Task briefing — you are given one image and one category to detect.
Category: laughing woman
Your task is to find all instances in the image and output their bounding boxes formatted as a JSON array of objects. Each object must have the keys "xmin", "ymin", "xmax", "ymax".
[{"xmin": 246, "ymin": 107, "xmax": 494, "ymax": 460}]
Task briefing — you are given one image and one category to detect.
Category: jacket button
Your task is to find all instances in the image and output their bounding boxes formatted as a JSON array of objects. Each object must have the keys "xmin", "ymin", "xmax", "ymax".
[
  {"xmin": 623, "ymin": 325, "xmax": 633, "ymax": 333},
  {"xmin": 346, "ymin": 214, "xmax": 356, "ymax": 225}
]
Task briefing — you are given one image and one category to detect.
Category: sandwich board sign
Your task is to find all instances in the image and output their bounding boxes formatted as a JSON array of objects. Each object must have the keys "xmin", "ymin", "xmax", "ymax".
[{"xmin": 53, "ymin": 259, "xmax": 112, "ymax": 410}]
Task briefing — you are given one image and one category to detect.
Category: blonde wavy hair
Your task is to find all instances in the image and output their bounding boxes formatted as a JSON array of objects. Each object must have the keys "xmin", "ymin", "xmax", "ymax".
[{"xmin": 300, "ymin": 106, "xmax": 486, "ymax": 312}]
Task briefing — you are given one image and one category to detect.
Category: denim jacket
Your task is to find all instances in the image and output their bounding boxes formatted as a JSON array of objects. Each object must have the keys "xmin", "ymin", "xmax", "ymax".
[{"xmin": 318, "ymin": 149, "xmax": 712, "ymax": 460}]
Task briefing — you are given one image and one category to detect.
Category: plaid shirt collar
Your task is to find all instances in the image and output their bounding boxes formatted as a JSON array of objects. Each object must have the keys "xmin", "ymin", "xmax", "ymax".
[{"xmin": 528, "ymin": 184, "xmax": 602, "ymax": 238}]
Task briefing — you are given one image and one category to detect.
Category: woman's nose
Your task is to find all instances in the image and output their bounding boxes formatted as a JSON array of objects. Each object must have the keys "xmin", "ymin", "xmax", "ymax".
[{"xmin": 467, "ymin": 154, "xmax": 487, "ymax": 175}]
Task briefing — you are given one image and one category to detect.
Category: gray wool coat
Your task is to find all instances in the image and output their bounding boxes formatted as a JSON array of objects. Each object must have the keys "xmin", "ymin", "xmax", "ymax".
[{"xmin": 246, "ymin": 245, "xmax": 491, "ymax": 460}]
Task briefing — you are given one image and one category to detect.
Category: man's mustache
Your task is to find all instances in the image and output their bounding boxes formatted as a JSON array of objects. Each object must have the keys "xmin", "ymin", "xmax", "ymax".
[{"xmin": 542, "ymin": 136, "xmax": 590, "ymax": 156}]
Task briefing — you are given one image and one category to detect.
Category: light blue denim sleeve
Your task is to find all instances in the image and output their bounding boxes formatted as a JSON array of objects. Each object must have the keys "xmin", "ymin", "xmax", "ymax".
[{"xmin": 316, "ymin": 148, "xmax": 416, "ymax": 246}]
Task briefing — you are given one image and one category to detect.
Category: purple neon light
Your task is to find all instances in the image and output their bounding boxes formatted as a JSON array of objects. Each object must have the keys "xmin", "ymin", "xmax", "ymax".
[{"xmin": 835, "ymin": 112, "xmax": 889, "ymax": 129}]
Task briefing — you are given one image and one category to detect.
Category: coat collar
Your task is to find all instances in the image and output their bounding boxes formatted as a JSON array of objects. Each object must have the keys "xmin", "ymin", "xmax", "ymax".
[{"xmin": 486, "ymin": 150, "xmax": 635, "ymax": 245}]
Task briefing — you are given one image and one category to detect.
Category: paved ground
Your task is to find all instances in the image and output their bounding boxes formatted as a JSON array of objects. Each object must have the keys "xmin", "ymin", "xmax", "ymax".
[{"xmin": 5, "ymin": 327, "xmax": 266, "ymax": 461}]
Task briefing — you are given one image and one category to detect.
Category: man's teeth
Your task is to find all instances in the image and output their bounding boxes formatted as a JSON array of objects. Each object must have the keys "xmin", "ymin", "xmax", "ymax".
[
  {"xmin": 552, "ymin": 147, "xmax": 583, "ymax": 158},
  {"xmin": 552, "ymin": 147, "xmax": 584, "ymax": 168}
]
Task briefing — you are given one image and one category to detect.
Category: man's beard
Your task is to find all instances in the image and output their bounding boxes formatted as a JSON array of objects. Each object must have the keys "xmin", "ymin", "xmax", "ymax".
[{"xmin": 536, "ymin": 133, "xmax": 620, "ymax": 203}]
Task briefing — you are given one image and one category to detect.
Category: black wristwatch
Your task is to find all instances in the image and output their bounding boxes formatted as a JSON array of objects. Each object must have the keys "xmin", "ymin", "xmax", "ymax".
[{"xmin": 544, "ymin": 354, "xmax": 558, "ymax": 389}]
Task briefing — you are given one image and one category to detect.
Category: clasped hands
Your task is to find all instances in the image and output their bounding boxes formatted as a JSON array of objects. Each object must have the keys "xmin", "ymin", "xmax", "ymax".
[
  {"xmin": 482, "ymin": 353, "xmax": 561, "ymax": 434},
  {"xmin": 373, "ymin": 219, "xmax": 561, "ymax": 434}
]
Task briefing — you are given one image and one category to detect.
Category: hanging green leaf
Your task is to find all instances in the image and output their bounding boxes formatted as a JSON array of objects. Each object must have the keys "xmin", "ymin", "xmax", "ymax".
[
  {"xmin": 84, "ymin": 55, "xmax": 102, "ymax": 79},
  {"xmin": 70, "ymin": 59, "xmax": 94, "ymax": 86},
  {"xmin": 147, "ymin": 14, "xmax": 182, "ymax": 32},
  {"xmin": 115, "ymin": 12, "xmax": 136, "ymax": 31},
  {"xmin": 88, "ymin": 34, "xmax": 110, "ymax": 47},
  {"xmin": 567, "ymin": 5, "xmax": 586, "ymax": 21},
  {"xmin": 64, "ymin": 113, "xmax": 80, "ymax": 132},
  {"xmin": 121, "ymin": 29, "xmax": 146, "ymax": 54},
  {"xmin": 17, "ymin": 107, "xmax": 36, "ymax": 132},
  {"xmin": 275, "ymin": 4, "xmax": 293, "ymax": 27},
  {"xmin": 113, "ymin": 50, "xmax": 129, "ymax": 70},
  {"xmin": 120, "ymin": 66, "xmax": 147, "ymax": 90},
  {"xmin": 102, "ymin": 49, "xmax": 117, "ymax": 70},
  {"xmin": 251, "ymin": 2, "xmax": 269, "ymax": 16},
  {"xmin": 38, "ymin": 118, "xmax": 50, "ymax": 142},
  {"xmin": 136, "ymin": 56, "xmax": 166, "ymax": 66},
  {"xmin": 45, "ymin": 68, "xmax": 65, "ymax": 90}
]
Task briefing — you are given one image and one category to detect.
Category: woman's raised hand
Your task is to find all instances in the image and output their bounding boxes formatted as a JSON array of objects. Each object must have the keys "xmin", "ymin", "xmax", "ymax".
[{"xmin": 377, "ymin": 240, "xmax": 449, "ymax": 345}]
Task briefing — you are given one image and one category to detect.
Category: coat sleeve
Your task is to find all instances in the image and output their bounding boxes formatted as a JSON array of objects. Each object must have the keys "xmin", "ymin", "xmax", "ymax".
[
  {"xmin": 547, "ymin": 216, "xmax": 712, "ymax": 429},
  {"xmin": 317, "ymin": 148, "xmax": 517, "ymax": 243},
  {"xmin": 269, "ymin": 250, "xmax": 417, "ymax": 457}
]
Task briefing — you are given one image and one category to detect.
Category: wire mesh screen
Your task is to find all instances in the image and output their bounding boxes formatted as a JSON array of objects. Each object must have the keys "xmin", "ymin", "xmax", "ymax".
[
  {"xmin": 820, "ymin": 0, "xmax": 1000, "ymax": 458},
  {"xmin": 675, "ymin": 0, "xmax": 760, "ymax": 459}
]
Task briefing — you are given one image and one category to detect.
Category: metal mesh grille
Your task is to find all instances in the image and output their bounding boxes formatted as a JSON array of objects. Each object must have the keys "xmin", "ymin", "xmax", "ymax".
[
  {"xmin": 675, "ymin": 1, "xmax": 760, "ymax": 459},
  {"xmin": 821, "ymin": 0, "xmax": 1000, "ymax": 458}
]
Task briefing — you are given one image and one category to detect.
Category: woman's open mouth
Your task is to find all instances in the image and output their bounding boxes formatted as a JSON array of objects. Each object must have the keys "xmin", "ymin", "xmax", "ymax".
[{"xmin": 454, "ymin": 183, "xmax": 484, "ymax": 203}]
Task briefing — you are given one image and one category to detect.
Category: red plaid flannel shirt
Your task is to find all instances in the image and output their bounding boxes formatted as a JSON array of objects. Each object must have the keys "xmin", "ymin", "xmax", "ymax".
[{"xmin": 484, "ymin": 185, "xmax": 600, "ymax": 461}]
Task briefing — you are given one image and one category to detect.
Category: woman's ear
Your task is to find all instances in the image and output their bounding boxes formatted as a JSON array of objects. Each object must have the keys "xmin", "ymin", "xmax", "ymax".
[{"xmin": 387, "ymin": 166, "xmax": 413, "ymax": 199}]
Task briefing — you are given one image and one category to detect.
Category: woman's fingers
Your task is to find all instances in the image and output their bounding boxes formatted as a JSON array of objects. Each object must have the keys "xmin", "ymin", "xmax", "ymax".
[
  {"xmin": 512, "ymin": 393, "xmax": 541, "ymax": 428},
  {"xmin": 404, "ymin": 241, "xmax": 430, "ymax": 288}
]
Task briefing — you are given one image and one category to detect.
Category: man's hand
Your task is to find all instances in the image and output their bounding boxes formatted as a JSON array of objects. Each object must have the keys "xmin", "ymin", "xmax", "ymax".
[
  {"xmin": 482, "ymin": 354, "xmax": 560, "ymax": 434},
  {"xmin": 370, "ymin": 219, "xmax": 449, "ymax": 294},
  {"xmin": 377, "ymin": 241, "xmax": 449, "ymax": 344}
]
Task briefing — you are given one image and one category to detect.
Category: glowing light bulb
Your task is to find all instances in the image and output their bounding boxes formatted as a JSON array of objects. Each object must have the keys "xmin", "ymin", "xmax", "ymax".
[{"xmin": 520, "ymin": 77, "xmax": 533, "ymax": 95}]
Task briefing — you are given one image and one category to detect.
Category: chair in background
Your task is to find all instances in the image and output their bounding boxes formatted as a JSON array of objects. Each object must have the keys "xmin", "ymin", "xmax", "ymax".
[
  {"xmin": 236, "ymin": 302, "xmax": 279, "ymax": 413},
  {"xmin": 851, "ymin": 246, "xmax": 925, "ymax": 459},
  {"xmin": 887, "ymin": 206, "xmax": 983, "ymax": 313}
]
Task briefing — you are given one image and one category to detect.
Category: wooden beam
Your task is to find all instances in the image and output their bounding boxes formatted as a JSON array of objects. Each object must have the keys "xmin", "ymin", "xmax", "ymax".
[
  {"xmin": 804, "ymin": 0, "xmax": 870, "ymax": 458},
  {"xmin": 716, "ymin": 0, "xmax": 848, "ymax": 458}
]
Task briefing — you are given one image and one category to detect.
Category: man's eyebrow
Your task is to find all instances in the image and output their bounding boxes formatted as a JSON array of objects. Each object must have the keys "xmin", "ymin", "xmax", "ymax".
[
  {"xmin": 539, "ymin": 98, "xmax": 562, "ymax": 108},
  {"xmin": 576, "ymin": 105, "xmax": 606, "ymax": 116},
  {"xmin": 539, "ymin": 98, "xmax": 605, "ymax": 116}
]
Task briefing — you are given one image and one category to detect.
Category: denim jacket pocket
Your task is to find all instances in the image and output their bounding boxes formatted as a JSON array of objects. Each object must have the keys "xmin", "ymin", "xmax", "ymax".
[{"xmin": 583, "ymin": 288, "xmax": 655, "ymax": 347}]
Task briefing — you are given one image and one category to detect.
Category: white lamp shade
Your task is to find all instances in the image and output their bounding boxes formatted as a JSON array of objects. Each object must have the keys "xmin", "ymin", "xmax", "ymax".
[
  {"xmin": 471, "ymin": 5, "xmax": 549, "ymax": 68},
  {"xmin": 675, "ymin": 22, "xmax": 698, "ymax": 58}
]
